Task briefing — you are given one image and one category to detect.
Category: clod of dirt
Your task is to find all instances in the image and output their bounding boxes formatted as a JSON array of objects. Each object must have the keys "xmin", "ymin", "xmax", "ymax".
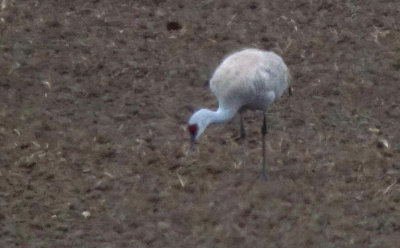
[
  {"xmin": 112, "ymin": 113, "xmax": 129, "ymax": 121},
  {"xmin": 146, "ymin": 156, "xmax": 159, "ymax": 165},
  {"xmin": 94, "ymin": 180, "xmax": 112, "ymax": 191},
  {"xmin": 99, "ymin": 148, "xmax": 116, "ymax": 159},
  {"xmin": 168, "ymin": 163, "xmax": 181, "ymax": 171},
  {"xmin": 158, "ymin": 221, "xmax": 171, "ymax": 230},
  {"xmin": 96, "ymin": 136, "xmax": 110, "ymax": 144},
  {"xmin": 18, "ymin": 158, "xmax": 36, "ymax": 169},
  {"xmin": 206, "ymin": 166, "xmax": 223, "ymax": 175},
  {"xmin": 56, "ymin": 224, "xmax": 69, "ymax": 232},
  {"xmin": 82, "ymin": 211, "xmax": 91, "ymax": 219},
  {"xmin": 386, "ymin": 105, "xmax": 400, "ymax": 118},
  {"xmin": 377, "ymin": 138, "xmax": 389, "ymax": 149},
  {"xmin": 46, "ymin": 20, "xmax": 61, "ymax": 28},
  {"xmin": 248, "ymin": 3, "xmax": 257, "ymax": 10},
  {"xmin": 166, "ymin": 21, "xmax": 182, "ymax": 31},
  {"xmin": 20, "ymin": 143, "xmax": 30, "ymax": 149}
]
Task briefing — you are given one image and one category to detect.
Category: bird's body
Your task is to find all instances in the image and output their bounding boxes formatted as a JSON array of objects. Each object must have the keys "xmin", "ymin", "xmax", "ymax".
[
  {"xmin": 210, "ymin": 48, "xmax": 290, "ymax": 113},
  {"xmin": 188, "ymin": 48, "xmax": 291, "ymax": 179}
]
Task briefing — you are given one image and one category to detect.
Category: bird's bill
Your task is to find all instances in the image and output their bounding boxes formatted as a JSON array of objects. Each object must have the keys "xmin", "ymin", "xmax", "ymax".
[{"xmin": 189, "ymin": 134, "xmax": 196, "ymax": 151}]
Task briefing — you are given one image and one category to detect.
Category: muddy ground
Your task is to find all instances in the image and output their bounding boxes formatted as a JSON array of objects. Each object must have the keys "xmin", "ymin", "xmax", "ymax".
[{"xmin": 0, "ymin": 0, "xmax": 399, "ymax": 247}]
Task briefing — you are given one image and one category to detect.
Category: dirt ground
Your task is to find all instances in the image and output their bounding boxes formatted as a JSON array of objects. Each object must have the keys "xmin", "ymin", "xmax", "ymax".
[{"xmin": 0, "ymin": 0, "xmax": 399, "ymax": 247}]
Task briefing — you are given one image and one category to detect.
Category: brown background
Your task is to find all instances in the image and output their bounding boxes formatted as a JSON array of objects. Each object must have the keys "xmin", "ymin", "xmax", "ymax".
[{"xmin": 1, "ymin": 0, "xmax": 399, "ymax": 247}]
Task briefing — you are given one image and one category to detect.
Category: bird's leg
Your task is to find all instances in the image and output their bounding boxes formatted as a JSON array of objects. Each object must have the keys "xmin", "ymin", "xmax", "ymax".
[
  {"xmin": 240, "ymin": 113, "xmax": 247, "ymax": 167},
  {"xmin": 261, "ymin": 112, "xmax": 268, "ymax": 180},
  {"xmin": 288, "ymin": 86, "xmax": 293, "ymax": 96}
]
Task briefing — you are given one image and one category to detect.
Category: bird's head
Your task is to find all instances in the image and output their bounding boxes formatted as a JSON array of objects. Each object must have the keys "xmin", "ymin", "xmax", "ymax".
[
  {"xmin": 187, "ymin": 109, "xmax": 211, "ymax": 149},
  {"xmin": 188, "ymin": 123, "xmax": 198, "ymax": 148}
]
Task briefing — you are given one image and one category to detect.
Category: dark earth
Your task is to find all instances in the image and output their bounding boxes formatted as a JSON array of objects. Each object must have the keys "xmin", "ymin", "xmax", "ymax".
[{"xmin": 1, "ymin": 0, "xmax": 400, "ymax": 247}]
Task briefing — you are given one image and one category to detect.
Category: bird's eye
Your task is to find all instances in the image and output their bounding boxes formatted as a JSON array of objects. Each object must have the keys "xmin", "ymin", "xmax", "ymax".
[{"xmin": 188, "ymin": 124, "xmax": 198, "ymax": 136}]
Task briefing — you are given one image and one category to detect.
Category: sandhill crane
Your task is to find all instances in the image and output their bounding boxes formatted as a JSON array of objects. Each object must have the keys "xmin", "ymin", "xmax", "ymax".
[{"xmin": 188, "ymin": 48, "xmax": 292, "ymax": 179}]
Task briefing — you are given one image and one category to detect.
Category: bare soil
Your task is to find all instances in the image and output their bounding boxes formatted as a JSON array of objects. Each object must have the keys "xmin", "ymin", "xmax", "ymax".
[{"xmin": 1, "ymin": 0, "xmax": 400, "ymax": 247}]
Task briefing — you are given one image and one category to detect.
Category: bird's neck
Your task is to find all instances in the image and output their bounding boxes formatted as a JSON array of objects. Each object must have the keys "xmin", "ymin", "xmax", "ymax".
[{"xmin": 206, "ymin": 106, "xmax": 237, "ymax": 124}]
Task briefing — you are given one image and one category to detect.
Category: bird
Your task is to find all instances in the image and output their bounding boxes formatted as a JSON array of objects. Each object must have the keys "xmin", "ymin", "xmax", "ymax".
[{"xmin": 187, "ymin": 48, "xmax": 292, "ymax": 179}]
